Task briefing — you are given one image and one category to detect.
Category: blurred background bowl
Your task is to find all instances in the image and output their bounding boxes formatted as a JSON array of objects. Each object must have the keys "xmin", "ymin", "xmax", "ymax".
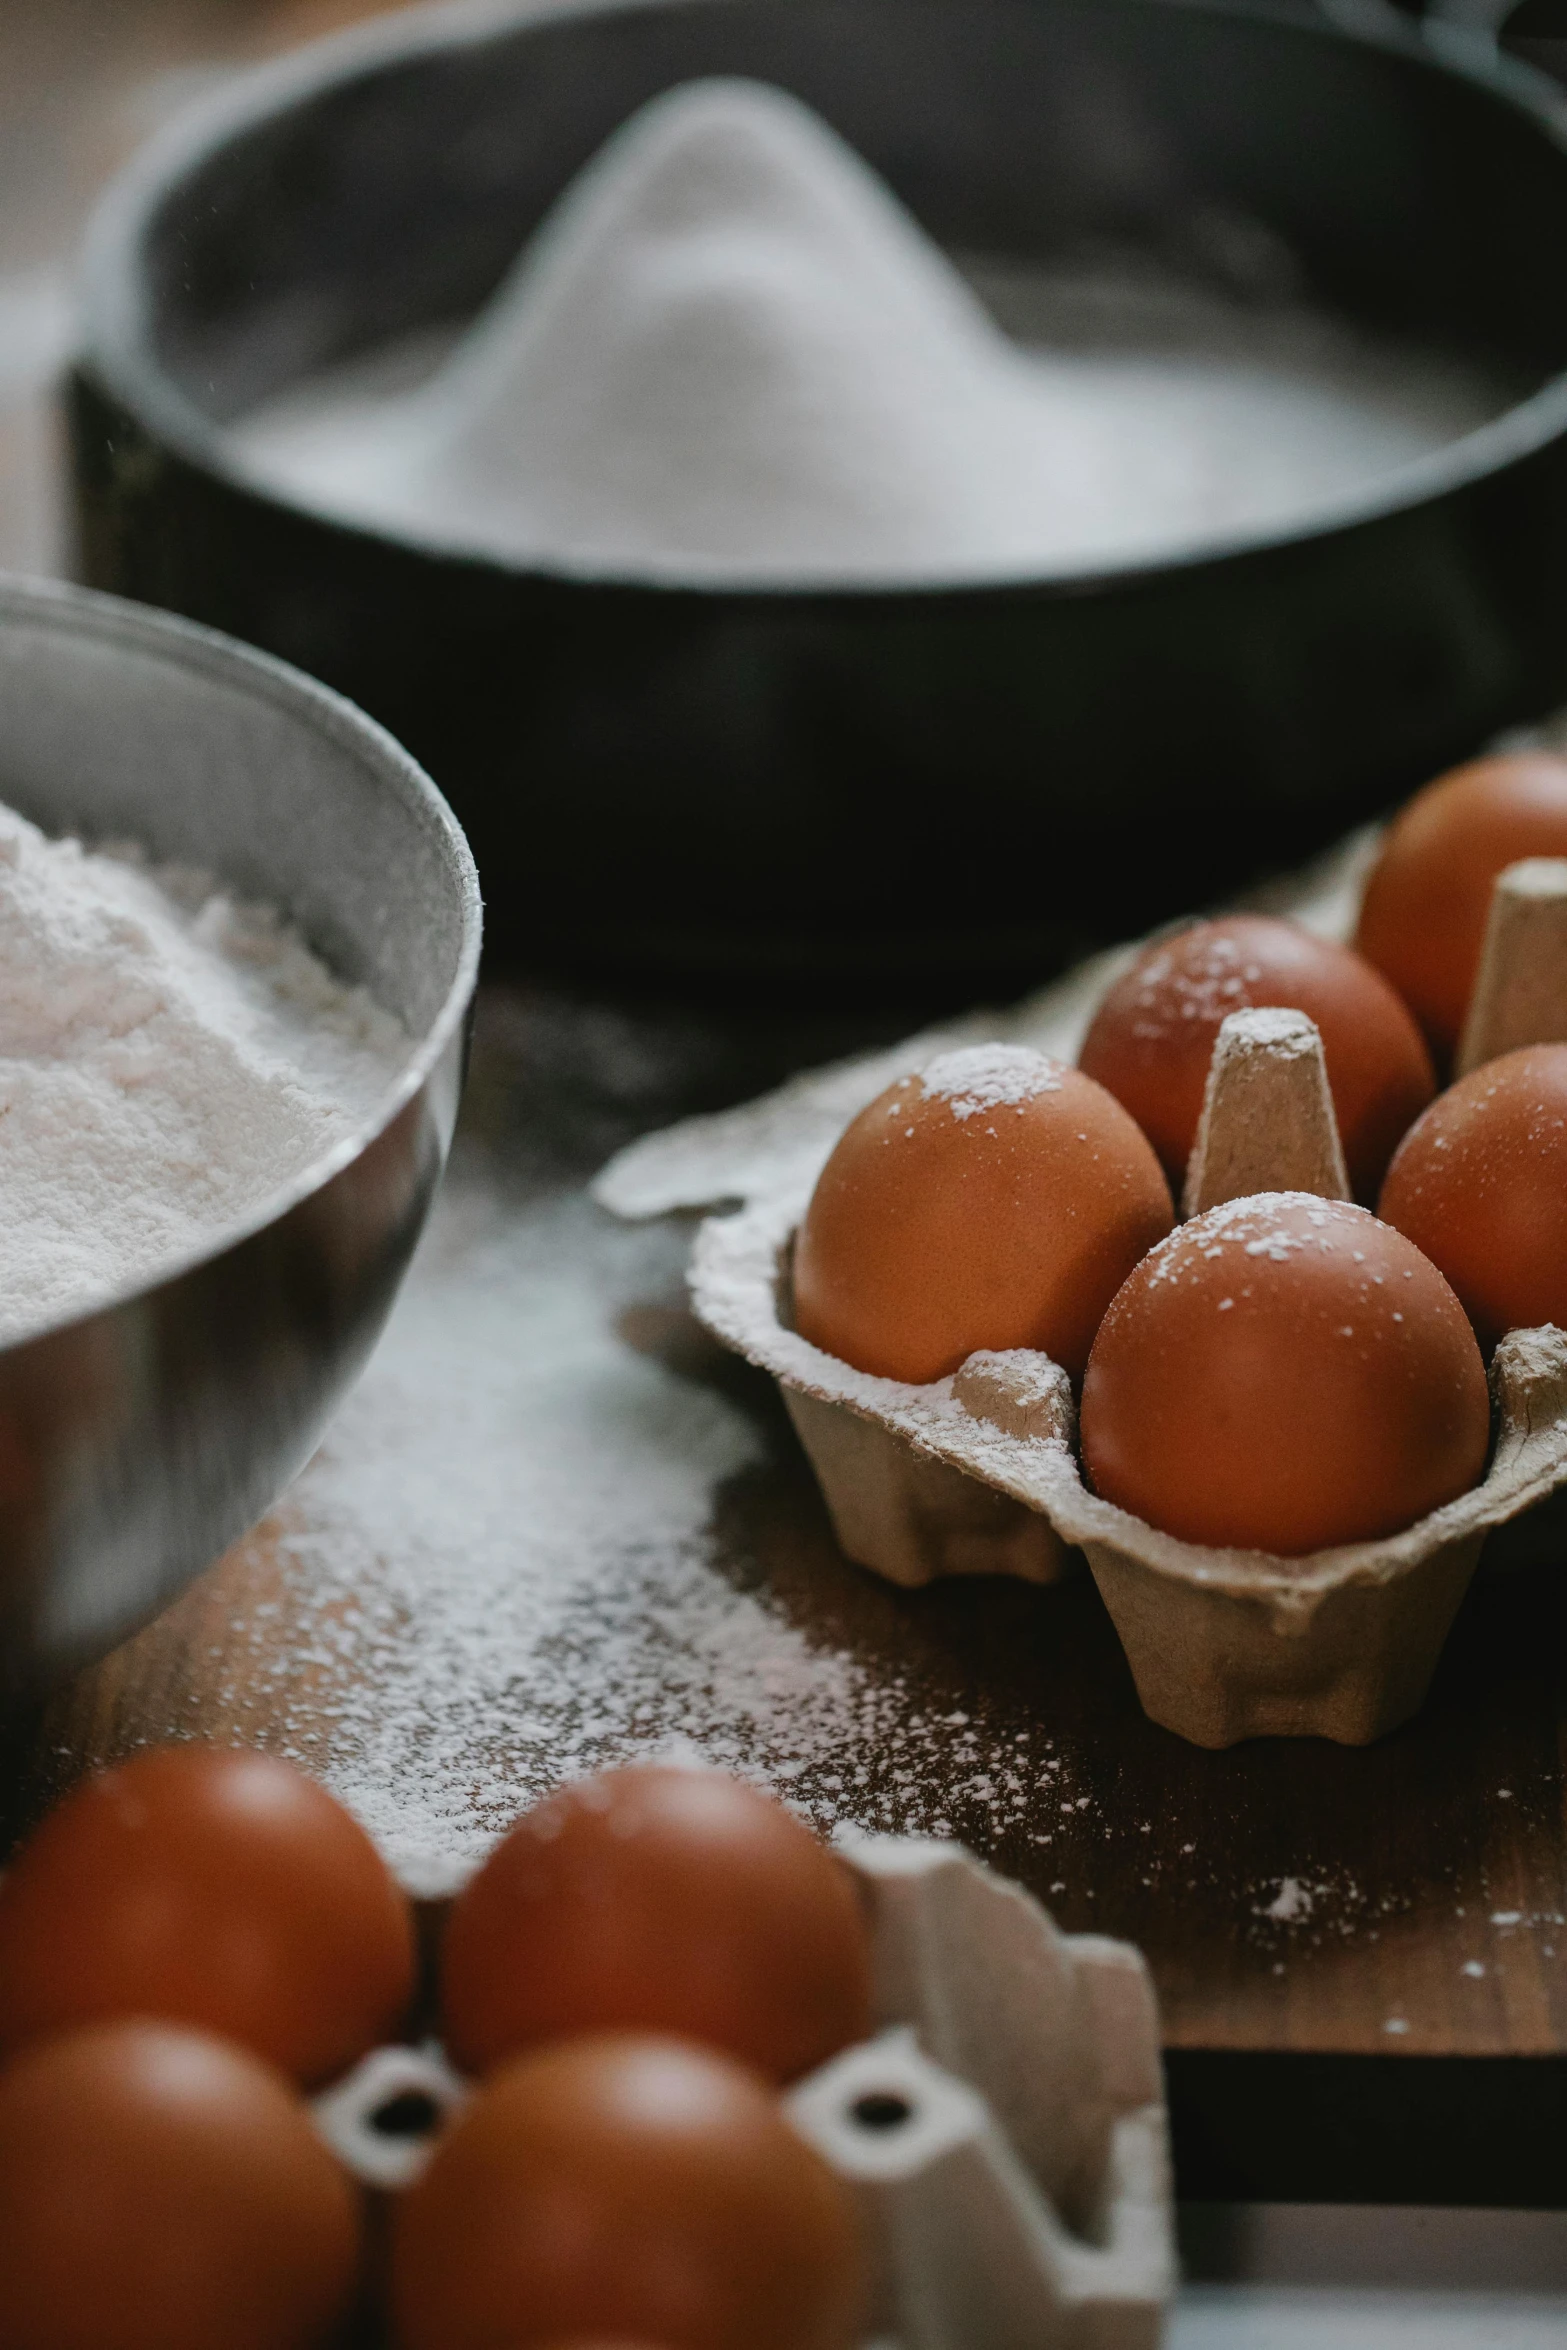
[
  {"xmin": 0, "ymin": 575, "xmax": 480, "ymax": 1686},
  {"xmin": 68, "ymin": 0, "xmax": 1567, "ymax": 997}
]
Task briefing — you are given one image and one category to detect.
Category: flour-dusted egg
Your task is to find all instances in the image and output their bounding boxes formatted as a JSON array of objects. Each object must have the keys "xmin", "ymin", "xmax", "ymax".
[
  {"xmin": 1356, "ymin": 751, "xmax": 1567, "ymax": 1060},
  {"xmin": 1079, "ymin": 1193, "xmax": 1489, "ymax": 1554},
  {"xmin": 1379, "ymin": 1044, "xmax": 1567, "ymax": 1348},
  {"xmin": 1078, "ymin": 915, "xmax": 1435, "ymax": 1200},
  {"xmin": 792, "ymin": 1044, "xmax": 1174, "ymax": 1385}
]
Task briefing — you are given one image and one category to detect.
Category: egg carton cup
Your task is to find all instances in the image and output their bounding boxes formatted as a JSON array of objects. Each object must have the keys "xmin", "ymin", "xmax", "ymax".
[
  {"xmin": 313, "ymin": 1835, "xmax": 1173, "ymax": 2350},
  {"xmin": 691, "ymin": 1187, "xmax": 1075, "ymax": 1590},
  {"xmin": 793, "ymin": 1837, "xmax": 1171, "ymax": 2349}
]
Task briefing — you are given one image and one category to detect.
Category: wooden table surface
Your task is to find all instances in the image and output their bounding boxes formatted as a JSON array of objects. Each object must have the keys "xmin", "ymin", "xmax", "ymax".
[{"xmin": 5, "ymin": 0, "xmax": 1567, "ymax": 2208}]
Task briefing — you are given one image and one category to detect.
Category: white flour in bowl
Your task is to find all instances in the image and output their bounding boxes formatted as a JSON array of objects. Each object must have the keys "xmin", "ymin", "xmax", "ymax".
[
  {"xmin": 230, "ymin": 77, "xmax": 1516, "ymax": 584},
  {"xmin": 0, "ymin": 800, "xmax": 404, "ymax": 1343}
]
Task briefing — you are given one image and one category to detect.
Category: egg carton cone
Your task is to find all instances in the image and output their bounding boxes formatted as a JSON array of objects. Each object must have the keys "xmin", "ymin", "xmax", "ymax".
[
  {"xmin": 691, "ymin": 1010, "xmax": 1567, "ymax": 1743},
  {"xmin": 312, "ymin": 1836, "xmax": 1173, "ymax": 2350},
  {"xmin": 1181, "ymin": 1004, "xmax": 1349, "ymax": 1215},
  {"xmin": 1457, "ymin": 856, "xmax": 1567, "ymax": 1075}
]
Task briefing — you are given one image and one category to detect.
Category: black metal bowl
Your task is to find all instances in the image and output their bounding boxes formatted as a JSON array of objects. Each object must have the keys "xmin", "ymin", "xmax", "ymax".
[{"xmin": 68, "ymin": 0, "xmax": 1567, "ymax": 995}]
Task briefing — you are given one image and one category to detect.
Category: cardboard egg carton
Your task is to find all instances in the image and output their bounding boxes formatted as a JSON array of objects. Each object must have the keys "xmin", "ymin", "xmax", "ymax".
[
  {"xmin": 600, "ymin": 839, "xmax": 1567, "ymax": 1746},
  {"xmin": 313, "ymin": 2040, "xmax": 470, "ymax": 2193},
  {"xmin": 686, "ymin": 992, "xmax": 1567, "ymax": 1748},
  {"xmin": 313, "ymin": 1836, "xmax": 1174, "ymax": 2350}
]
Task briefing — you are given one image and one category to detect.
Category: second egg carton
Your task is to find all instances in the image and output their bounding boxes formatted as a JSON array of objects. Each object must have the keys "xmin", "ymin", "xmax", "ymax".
[{"xmin": 315, "ymin": 1836, "xmax": 1175, "ymax": 2350}]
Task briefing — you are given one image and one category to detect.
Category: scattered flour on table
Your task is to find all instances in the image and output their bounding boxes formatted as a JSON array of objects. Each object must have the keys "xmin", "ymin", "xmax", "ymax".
[
  {"xmin": 0, "ymin": 802, "xmax": 404, "ymax": 1343},
  {"xmin": 231, "ymin": 78, "xmax": 1513, "ymax": 584},
  {"xmin": 258, "ymin": 1177, "xmax": 1085, "ymax": 1896},
  {"xmin": 1263, "ymin": 1876, "xmax": 1315, "ymax": 1924},
  {"xmin": 271, "ymin": 1184, "xmax": 842, "ymax": 1888}
]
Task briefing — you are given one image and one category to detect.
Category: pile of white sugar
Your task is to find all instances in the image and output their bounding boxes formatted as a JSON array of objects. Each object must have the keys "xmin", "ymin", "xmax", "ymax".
[
  {"xmin": 233, "ymin": 78, "xmax": 1512, "ymax": 584},
  {"xmin": 0, "ymin": 802, "xmax": 404, "ymax": 1343}
]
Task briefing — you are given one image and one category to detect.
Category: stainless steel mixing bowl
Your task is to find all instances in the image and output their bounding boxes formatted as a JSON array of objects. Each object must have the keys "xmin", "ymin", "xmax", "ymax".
[{"xmin": 0, "ymin": 576, "xmax": 481, "ymax": 1686}]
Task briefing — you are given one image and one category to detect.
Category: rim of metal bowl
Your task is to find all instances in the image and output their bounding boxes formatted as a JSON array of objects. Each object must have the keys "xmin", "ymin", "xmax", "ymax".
[
  {"xmin": 0, "ymin": 571, "xmax": 483, "ymax": 1349},
  {"xmin": 73, "ymin": 0, "xmax": 1567, "ymax": 600}
]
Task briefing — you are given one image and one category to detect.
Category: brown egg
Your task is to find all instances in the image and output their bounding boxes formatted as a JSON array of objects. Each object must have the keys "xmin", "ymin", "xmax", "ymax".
[
  {"xmin": 1079, "ymin": 1194, "xmax": 1490, "ymax": 1554},
  {"xmin": 1077, "ymin": 915, "xmax": 1436, "ymax": 1201},
  {"xmin": 0, "ymin": 1744, "xmax": 415, "ymax": 2085},
  {"xmin": 0, "ymin": 2020, "xmax": 363, "ymax": 2350},
  {"xmin": 391, "ymin": 2033, "xmax": 865, "ymax": 2350},
  {"xmin": 1378, "ymin": 1044, "xmax": 1567, "ymax": 1349},
  {"xmin": 440, "ymin": 1764, "xmax": 873, "ymax": 2083},
  {"xmin": 793, "ymin": 1043, "xmax": 1173, "ymax": 1385},
  {"xmin": 1355, "ymin": 751, "xmax": 1567, "ymax": 1059}
]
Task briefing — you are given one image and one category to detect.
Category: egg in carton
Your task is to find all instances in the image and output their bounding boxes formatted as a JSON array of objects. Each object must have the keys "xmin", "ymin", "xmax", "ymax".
[
  {"xmin": 314, "ymin": 1836, "xmax": 1175, "ymax": 2350},
  {"xmin": 685, "ymin": 859, "xmax": 1567, "ymax": 1750}
]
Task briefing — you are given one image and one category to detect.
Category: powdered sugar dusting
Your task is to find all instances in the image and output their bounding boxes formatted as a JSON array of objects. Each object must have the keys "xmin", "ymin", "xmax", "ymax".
[
  {"xmin": 1263, "ymin": 1875, "xmax": 1314, "ymax": 1923},
  {"xmin": 189, "ymin": 1090, "xmax": 1132, "ymax": 1898},
  {"xmin": 919, "ymin": 1043, "xmax": 1066, "ymax": 1121},
  {"xmin": 1220, "ymin": 1005, "xmax": 1321, "ymax": 1059},
  {"xmin": 93, "ymin": 979, "xmax": 1567, "ymax": 2051},
  {"xmin": 268, "ymin": 1184, "xmax": 785, "ymax": 1889},
  {"xmin": 251, "ymin": 1169, "xmax": 1092, "ymax": 1896},
  {"xmin": 1141, "ymin": 1191, "xmax": 1373, "ymax": 1288},
  {"xmin": 1112, "ymin": 924, "xmax": 1274, "ymax": 1046}
]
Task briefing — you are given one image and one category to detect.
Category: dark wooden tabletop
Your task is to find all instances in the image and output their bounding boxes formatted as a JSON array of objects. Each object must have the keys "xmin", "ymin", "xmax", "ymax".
[{"xmin": 4, "ymin": 0, "xmax": 1566, "ymax": 2208}]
